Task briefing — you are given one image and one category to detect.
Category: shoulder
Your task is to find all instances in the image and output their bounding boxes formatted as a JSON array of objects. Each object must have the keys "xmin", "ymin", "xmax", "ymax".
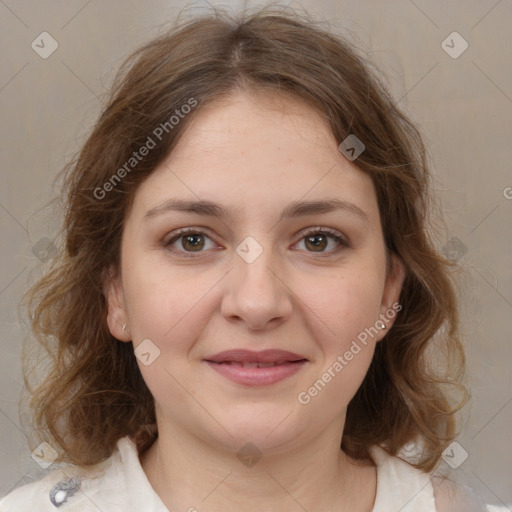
[
  {"xmin": 0, "ymin": 436, "xmax": 167, "ymax": 512},
  {"xmin": 432, "ymin": 476, "xmax": 488, "ymax": 512},
  {"xmin": 0, "ymin": 445, "xmax": 115, "ymax": 511},
  {"xmin": 0, "ymin": 468, "xmax": 91, "ymax": 511},
  {"xmin": 368, "ymin": 445, "xmax": 488, "ymax": 512}
]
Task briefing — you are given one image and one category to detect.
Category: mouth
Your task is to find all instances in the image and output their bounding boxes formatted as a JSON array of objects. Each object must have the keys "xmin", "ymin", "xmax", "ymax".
[
  {"xmin": 204, "ymin": 348, "xmax": 307, "ymax": 365},
  {"xmin": 208, "ymin": 360, "xmax": 306, "ymax": 368},
  {"xmin": 204, "ymin": 349, "xmax": 308, "ymax": 386}
]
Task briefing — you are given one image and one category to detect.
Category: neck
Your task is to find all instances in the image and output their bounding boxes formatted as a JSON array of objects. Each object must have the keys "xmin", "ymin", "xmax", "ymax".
[{"xmin": 139, "ymin": 420, "xmax": 377, "ymax": 512}]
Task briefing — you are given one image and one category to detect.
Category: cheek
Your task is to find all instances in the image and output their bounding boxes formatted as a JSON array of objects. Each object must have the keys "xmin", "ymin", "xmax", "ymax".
[
  {"xmin": 292, "ymin": 268, "xmax": 383, "ymax": 402},
  {"xmin": 297, "ymin": 267, "xmax": 384, "ymax": 345},
  {"xmin": 122, "ymin": 262, "xmax": 219, "ymax": 411},
  {"xmin": 297, "ymin": 277, "xmax": 380, "ymax": 416},
  {"xmin": 124, "ymin": 264, "xmax": 215, "ymax": 345}
]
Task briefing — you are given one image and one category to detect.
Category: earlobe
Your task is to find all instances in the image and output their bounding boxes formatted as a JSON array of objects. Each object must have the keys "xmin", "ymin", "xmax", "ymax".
[
  {"xmin": 103, "ymin": 266, "xmax": 131, "ymax": 342},
  {"xmin": 377, "ymin": 254, "xmax": 406, "ymax": 340}
]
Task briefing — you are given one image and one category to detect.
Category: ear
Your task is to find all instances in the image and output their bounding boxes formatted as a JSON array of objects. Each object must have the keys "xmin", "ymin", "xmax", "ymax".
[
  {"xmin": 376, "ymin": 253, "xmax": 406, "ymax": 341},
  {"xmin": 103, "ymin": 265, "xmax": 131, "ymax": 342}
]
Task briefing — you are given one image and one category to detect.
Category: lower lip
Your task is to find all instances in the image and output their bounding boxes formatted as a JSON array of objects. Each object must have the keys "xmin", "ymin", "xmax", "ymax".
[{"xmin": 204, "ymin": 360, "xmax": 307, "ymax": 386}]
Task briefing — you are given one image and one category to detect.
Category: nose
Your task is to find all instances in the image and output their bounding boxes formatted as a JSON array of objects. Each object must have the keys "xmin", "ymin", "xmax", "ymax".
[{"xmin": 220, "ymin": 239, "xmax": 293, "ymax": 330}]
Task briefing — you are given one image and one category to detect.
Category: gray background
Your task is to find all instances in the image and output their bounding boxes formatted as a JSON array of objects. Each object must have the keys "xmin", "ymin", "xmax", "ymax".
[{"xmin": 1, "ymin": 0, "xmax": 511, "ymax": 508}]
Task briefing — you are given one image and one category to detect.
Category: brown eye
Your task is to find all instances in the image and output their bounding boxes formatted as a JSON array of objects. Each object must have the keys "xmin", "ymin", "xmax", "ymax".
[
  {"xmin": 304, "ymin": 233, "xmax": 328, "ymax": 252},
  {"xmin": 180, "ymin": 233, "xmax": 205, "ymax": 251},
  {"xmin": 164, "ymin": 229, "xmax": 216, "ymax": 257},
  {"xmin": 295, "ymin": 228, "xmax": 348, "ymax": 255}
]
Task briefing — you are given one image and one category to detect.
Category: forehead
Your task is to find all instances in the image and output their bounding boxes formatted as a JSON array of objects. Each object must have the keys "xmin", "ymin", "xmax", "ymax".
[
  {"xmin": 129, "ymin": 91, "xmax": 379, "ymax": 226},
  {"xmin": 173, "ymin": 90, "xmax": 337, "ymax": 156}
]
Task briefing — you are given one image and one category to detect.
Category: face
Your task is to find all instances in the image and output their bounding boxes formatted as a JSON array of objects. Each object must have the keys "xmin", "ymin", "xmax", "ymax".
[{"xmin": 105, "ymin": 90, "xmax": 405, "ymax": 455}]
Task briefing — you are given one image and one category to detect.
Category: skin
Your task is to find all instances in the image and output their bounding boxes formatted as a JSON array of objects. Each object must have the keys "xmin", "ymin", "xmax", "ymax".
[{"xmin": 105, "ymin": 89, "xmax": 405, "ymax": 512}]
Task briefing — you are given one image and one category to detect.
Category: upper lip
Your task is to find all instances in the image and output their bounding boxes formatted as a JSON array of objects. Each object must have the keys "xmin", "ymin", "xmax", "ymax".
[{"xmin": 205, "ymin": 349, "xmax": 307, "ymax": 364}]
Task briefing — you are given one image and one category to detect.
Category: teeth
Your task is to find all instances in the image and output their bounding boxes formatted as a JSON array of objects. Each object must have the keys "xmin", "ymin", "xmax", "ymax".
[
  {"xmin": 242, "ymin": 362, "xmax": 259, "ymax": 368},
  {"xmin": 222, "ymin": 361, "xmax": 287, "ymax": 368}
]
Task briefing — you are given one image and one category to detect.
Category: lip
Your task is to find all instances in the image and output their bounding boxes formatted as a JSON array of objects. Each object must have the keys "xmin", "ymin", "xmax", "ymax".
[
  {"xmin": 205, "ymin": 349, "xmax": 307, "ymax": 364},
  {"xmin": 204, "ymin": 349, "xmax": 308, "ymax": 387}
]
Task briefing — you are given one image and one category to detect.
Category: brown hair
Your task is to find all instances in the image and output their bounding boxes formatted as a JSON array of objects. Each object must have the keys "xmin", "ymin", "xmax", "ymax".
[{"xmin": 20, "ymin": 4, "xmax": 469, "ymax": 472}]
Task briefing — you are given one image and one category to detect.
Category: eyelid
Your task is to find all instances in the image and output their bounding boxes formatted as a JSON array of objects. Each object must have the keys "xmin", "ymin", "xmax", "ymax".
[
  {"xmin": 162, "ymin": 226, "xmax": 217, "ymax": 249},
  {"xmin": 298, "ymin": 226, "xmax": 348, "ymax": 244},
  {"xmin": 293, "ymin": 226, "xmax": 349, "ymax": 254}
]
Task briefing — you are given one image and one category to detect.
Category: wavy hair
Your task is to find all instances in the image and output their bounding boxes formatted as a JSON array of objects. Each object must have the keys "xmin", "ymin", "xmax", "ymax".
[{"xmin": 20, "ymin": 4, "xmax": 469, "ymax": 472}]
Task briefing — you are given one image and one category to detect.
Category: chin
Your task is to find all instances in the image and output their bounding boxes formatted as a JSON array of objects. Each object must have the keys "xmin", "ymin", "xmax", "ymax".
[{"xmin": 210, "ymin": 409, "xmax": 305, "ymax": 451}]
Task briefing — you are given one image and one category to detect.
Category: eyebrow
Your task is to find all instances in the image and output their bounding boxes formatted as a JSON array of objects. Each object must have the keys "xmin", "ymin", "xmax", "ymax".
[{"xmin": 143, "ymin": 197, "xmax": 368, "ymax": 224}]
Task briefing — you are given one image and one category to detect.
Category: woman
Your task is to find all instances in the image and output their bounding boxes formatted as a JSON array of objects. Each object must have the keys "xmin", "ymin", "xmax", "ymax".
[{"xmin": 1, "ymin": 5, "xmax": 486, "ymax": 511}]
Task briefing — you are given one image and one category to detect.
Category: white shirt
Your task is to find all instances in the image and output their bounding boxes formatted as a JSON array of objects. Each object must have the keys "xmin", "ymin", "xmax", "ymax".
[{"xmin": 0, "ymin": 436, "xmax": 488, "ymax": 511}]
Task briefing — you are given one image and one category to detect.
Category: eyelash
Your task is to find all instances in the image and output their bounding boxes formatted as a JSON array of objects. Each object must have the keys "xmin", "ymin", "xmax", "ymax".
[{"xmin": 162, "ymin": 227, "xmax": 349, "ymax": 258}]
